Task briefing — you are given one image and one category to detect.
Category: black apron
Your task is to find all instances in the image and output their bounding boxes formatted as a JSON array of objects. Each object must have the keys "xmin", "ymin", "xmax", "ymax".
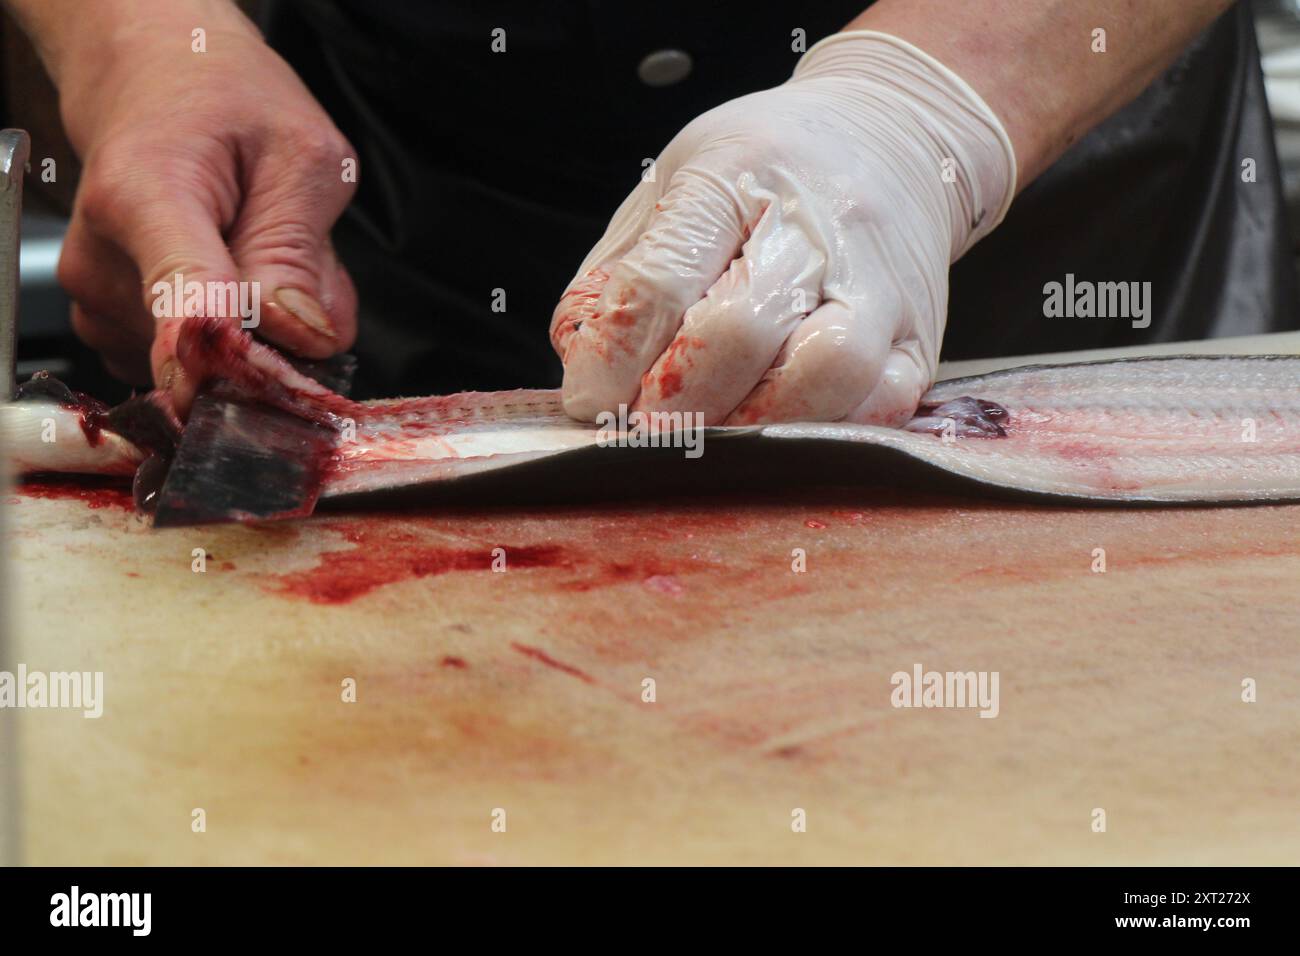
[{"xmin": 267, "ymin": 0, "xmax": 1296, "ymax": 399}]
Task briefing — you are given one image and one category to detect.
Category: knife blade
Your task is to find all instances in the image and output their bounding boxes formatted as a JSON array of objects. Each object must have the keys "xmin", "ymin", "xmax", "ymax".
[{"xmin": 150, "ymin": 353, "xmax": 355, "ymax": 527}]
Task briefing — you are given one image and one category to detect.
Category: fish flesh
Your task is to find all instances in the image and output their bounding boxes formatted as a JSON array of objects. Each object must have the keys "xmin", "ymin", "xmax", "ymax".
[{"xmin": 7, "ymin": 315, "xmax": 1300, "ymax": 514}]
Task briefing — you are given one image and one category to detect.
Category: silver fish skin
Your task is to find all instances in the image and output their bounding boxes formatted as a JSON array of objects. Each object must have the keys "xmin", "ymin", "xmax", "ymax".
[
  {"xmin": 321, "ymin": 356, "xmax": 1300, "ymax": 505},
  {"xmin": 175, "ymin": 316, "xmax": 1300, "ymax": 505},
  {"xmin": 770, "ymin": 356, "xmax": 1300, "ymax": 503},
  {"xmin": 11, "ymin": 326, "xmax": 1300, "ymax": 510}
]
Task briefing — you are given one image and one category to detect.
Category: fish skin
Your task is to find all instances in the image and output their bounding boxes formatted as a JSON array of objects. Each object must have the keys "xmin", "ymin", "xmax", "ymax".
[
  {"xmin": 322, "ymin": 355, "xmax": 1300, "ymax": 506},
  {"xmin": 12, "ymin": 314, "xmax": 1300, "ymax": 511},
  {"xmin": 175, "ymin": 315, "xmax": 354, "ymax": 422},
  {"xmin": 898, "ymin": 356, "xmax": 1300, "ymax": 502}
]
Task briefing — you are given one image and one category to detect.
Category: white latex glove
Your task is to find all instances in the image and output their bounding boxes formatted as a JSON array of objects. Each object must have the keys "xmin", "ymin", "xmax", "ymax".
[{"xmin": 550, "ymin": 30, "xmax": 1016, "ymax": 426}]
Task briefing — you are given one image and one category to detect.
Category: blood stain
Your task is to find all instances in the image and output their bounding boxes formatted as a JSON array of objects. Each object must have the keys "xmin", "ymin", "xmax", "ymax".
[
  {"xmin": 266, "ymin": 522, "xmax": 570, "ymax": 604},
  {"xmin": 652, "ymin": 336, "xmax": 704, "ymax": 399},
  {"xmin": 510, "ymin": 642, "xmax": 596, "ymax": 684},
  {"xmin": 13, "ymin": 476, "xmax": 134, "ymax": 511},
  {"xmin": 558, "ymin": 557, "xmax": 686, "ymax": 592},
  {"xmin": 440, "ymin": 656, "xmax": 469, "ymax": 669}
]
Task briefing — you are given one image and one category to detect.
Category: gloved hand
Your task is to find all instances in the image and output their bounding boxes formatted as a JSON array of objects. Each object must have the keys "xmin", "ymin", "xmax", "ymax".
[{"xmin": 551, "ymin": 30, "xmax": 1016, "ymax": 426}]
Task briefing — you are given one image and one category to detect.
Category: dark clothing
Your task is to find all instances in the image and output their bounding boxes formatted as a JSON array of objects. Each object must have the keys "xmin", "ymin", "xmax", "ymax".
[
  {"xmin": 951, "ymin": 2, "xmax": 1296, "ymax": 360},
  {"xmin": 267, "ymin": 0, "xmax": 1296, "ymax": 398}
]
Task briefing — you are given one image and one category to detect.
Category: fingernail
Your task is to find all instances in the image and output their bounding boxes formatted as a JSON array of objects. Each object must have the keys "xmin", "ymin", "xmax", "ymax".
[
  {"xmin": 274, "ymin": 288, "xmax": 336, "ymax": 340},
  {"xmin": 158, "ymin": 358, "xmax": 179, "ymax": 391}
]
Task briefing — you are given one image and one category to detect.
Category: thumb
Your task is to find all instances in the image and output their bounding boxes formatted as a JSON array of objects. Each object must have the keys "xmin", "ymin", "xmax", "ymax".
[
  {"xmin": 112, "ymin": 193, "xmax": 245, "ymax": 417},
  {"xmin": 226, "ymin": 138, "xmax": 359, "ymax": 360}
]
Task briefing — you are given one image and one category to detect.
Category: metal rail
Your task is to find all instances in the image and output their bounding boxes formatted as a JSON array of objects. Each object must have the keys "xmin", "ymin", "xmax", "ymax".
[
  {"xmin": 0, "ymin": 128, "xmax": 31, "ymax": 401},
  {"xmin": 0, "ymin": 127, "xmax": 29, "ymax": 866}
]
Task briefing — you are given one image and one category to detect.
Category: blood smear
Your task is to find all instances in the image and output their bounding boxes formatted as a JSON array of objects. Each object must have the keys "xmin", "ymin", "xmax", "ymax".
[
  {"xmin": 265, "ymin": 521, "xmax": 569, "ymax": 604},
  {"xmin": 510, "ymin": 642, "xmax": 596, "ymax": 684},
  {"xmin": 11, "ymin": 476, "xmax": 134, "ymax": 511}
]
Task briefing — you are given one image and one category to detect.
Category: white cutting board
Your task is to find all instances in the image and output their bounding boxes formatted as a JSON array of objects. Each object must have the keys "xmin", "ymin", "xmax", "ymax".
[{"xmin": 4, "ymin": 332, "xmax": 1300, "ymax": 865}]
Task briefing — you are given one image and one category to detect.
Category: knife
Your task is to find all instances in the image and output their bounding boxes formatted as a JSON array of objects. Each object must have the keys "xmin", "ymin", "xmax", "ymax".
[{"xmin": 150, "ymin": 353, "xmax": 355, "ymax": 527}]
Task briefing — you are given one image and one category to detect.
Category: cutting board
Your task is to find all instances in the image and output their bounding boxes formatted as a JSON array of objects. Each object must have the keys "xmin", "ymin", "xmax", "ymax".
[{"xmin": 5, "ymin": 333, "xmax": 1300, "ymax": 865}]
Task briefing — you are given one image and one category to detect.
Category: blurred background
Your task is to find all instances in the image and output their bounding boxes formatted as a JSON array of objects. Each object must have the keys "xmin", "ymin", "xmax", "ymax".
[{"xmin": 5, "ymin": 0, "xmax": 1300, "ymax": 402}]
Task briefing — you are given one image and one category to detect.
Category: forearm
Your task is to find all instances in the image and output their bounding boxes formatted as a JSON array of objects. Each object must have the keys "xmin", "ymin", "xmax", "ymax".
[
  {"xmin": 3, "ymin": 0, "xmax": 256, "ymax": 88},
  {"xmin": 849, "ymin": 0, "xmax": 1236, "ymax": 186},
  {"xmin": 3, "ymin": 0, "xmax": 262, "ymax": 152}
]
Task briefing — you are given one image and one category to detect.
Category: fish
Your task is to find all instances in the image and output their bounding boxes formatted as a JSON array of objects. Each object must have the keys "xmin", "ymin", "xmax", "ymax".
[
  {"xmin": 311, "ymin": 356, "xmax": 1300, "ymax": 507},
  {"xmin": 777, "ymin": 356, "xmax": 1300, "ymax": 504},
  {"xmin": 1, "ymin": 373, "xmax": 178, "ymax": 493},
  {"xmin": 7, "ymin": 316, "xmax": 1300, "ymax": 515}
]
